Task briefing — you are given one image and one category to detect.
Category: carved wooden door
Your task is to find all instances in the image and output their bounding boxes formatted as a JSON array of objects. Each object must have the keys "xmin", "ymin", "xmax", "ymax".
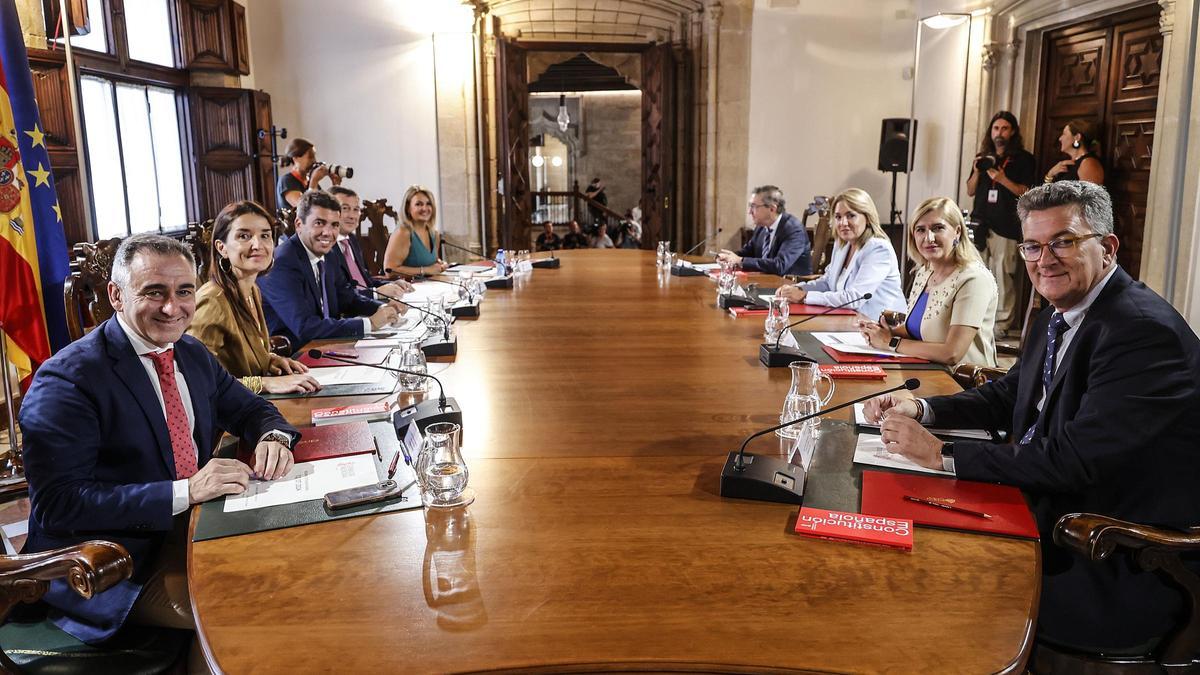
[
  {"xmin": 1036, "ymin": 4, "xmax": 1161, "ymax": 277},
  {"xmin": 494, "ymin": 26, "xmax": 529, "ymax": 252},
  {"xmin": 188, "ymin": 87, "xmax": 272, "ymax": 220},
  {"xmin": 641, "ymin": 43, "xmax": 675, "ymax": 249}
]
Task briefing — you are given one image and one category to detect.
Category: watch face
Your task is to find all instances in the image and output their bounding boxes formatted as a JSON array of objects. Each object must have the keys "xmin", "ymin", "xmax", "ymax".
[
  {"xmin": 890, "ymin": 335, "xmax": 902, "ymax": 348},
  {"xmin": 941, "ymin": 442, "xmax": 954, "ymax": 458}
]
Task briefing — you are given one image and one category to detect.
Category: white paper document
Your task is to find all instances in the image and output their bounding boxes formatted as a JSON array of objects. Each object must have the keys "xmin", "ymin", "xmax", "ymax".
[
  {"xmin": 852, "ymin": 403, "xmax": 995, "ymax": 441},
  {"xmin": 223, "ymin": 454, "xmax": 379, "ymax": 512},
  {"xmin": 451, "ymin": 264, "xmax": 494, "ymax": 274},
  {"xmin": 812, "ymin": 331, "xmax": 897, "ymax": 357},
  {"xmin": 311, "ymin": 365, "xmax": 395, "ymax": 387},
  {"xmin": 691, "ymin": 262, "xmax": 720, "ymax": 271},
  {"xmin": 852, "ymin": 433, "xmax": 953, "ymax": 476}
]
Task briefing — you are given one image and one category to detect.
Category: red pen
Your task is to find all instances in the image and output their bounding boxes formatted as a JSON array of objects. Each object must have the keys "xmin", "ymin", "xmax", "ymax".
[
  {"xmin": 387, "ymin": 451, "xmax": 400, "ymax": 480},
  {"xmin": 903, "ymin": 494, "xmax": 992, "ymax": 519}
]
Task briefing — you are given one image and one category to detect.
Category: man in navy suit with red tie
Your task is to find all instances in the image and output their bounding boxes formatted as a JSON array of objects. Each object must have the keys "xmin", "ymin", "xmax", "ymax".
[
  {"xmin": 19, "ymin": 234, "xmax": 298, "ymax": 646},
  {"xmin": 716, "ymin": 185, "xmax": 812, "ymax": 276},
  {"xmin": 258, "ymin": 190, "xmax": 399, "ymax": 348},
  {"xmin": 866, "ymin": 181, "xmax": 1200, "ymax": 657}
]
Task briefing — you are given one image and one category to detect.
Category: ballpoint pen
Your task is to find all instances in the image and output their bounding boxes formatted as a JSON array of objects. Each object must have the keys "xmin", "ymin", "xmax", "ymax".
[
  {"xmin": 903, "ymin": 495, "xmax": 993, "ymax": 519},
  {"xmin": 399, "ymin": 441, "xmax": 413, "ymax": 466}
]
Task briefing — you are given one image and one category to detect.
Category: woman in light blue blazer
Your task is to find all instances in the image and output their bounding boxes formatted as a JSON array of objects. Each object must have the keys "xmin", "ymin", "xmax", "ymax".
[{"xmin": 776, "ymin": 188, "xmax": 905, "ymax": 320}]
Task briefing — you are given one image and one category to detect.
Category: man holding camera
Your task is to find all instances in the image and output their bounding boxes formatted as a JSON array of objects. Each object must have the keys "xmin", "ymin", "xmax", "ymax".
[{"xmin": 967, "ymin": 111, "xmax": 1036, "ymax": 338}]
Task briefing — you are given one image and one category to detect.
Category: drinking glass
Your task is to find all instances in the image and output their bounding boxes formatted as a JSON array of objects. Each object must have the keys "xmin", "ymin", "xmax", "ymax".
[
  {"xmin": 398, "ymin": 340, "xmax": 428, "ymax": 391},
  {"xmin": 764, "ymin": 295, "xmax": 791, "ymax": 342},
  {"xmin": 415, "ymin": 422, "xmax": 473, "ymax": 508},
  {"xmin": 656, "ymin": 241, "xmax": 666, "ymax": 267}
]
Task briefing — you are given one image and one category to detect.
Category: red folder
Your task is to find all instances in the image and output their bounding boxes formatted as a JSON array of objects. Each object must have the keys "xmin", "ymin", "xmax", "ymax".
[
  {"xmin": 728, "ymin": 304, "xmax": 856, "ymax": 318},
  {"xmin": 859, "ymin": 470, "xmax": 1040, "ymax": 539},
  {"xmin": 298, "ymin": 346, "xmax": 394, "ymax": 368},
  {"xmin": 820, "ymin": 345, "xmax": 930, "ymax": 364},
  {"xmin": 238, "ymin": 422, "xmax": 378, "ymax": 466}
]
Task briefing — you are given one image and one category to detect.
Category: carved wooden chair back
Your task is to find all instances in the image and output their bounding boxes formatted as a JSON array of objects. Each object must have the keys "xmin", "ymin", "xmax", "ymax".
[
  {"xmin": 183, "ymin": 219, "xmax": 215, "ymax": 285},
  {"xmin": 361, "ymin": 198, "xmax": 397, "ymax": 276},
  {"xmin": 809, "ymin": 197, "xmax": 833, "ymax": 274},
  {"xmin": 63, "ymin": 238, "xmax": 122, "ymax": 342}
]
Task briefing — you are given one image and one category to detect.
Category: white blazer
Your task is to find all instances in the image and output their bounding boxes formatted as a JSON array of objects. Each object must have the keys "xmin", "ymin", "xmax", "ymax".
[{"xmin": 798, "ymin": 236, "xmax": 906, "ymax": 319}]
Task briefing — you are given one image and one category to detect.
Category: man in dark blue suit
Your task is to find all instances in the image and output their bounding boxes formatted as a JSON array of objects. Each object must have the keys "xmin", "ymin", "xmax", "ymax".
[
  {"xmin": 717, "ymin": 185, "xmax": 811, "ymax": 276},
  {"xmin": 259, "ymin": 190, "xmax": 399, "ymax": 348},
  {"xmin": 329, "ymin": 185, "xmax": 414, "ymax": 302},
  {"xmin": 868, "ymin": 181, "xmax": 1200, "ymax": 656},
  {"xmin": 19, "ymin": 234, "xmax": 298, "ymax": 645}
]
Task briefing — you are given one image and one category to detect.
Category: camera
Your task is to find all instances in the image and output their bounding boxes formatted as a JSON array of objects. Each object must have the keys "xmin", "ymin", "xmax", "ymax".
[
  {"xmin": 315, "ymin": 162, "xmax": 354, "ymax": 179},
  {"xmin": 974, "ymin": 155, "xmax": 997, "ymax": 172}
]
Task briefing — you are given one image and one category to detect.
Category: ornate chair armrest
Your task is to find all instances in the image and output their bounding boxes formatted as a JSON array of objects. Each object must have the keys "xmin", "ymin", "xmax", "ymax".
[
  {"xmin": 1054, "ymin": 513, "xmax": 1200, "ymax": 561},
  {"xmin": 269, "ymin": 335, "xmax": 292, "ymax": 357},
  {"xmin": 0, "ymin": 541, "xmax": 131, "ymax": 605}
]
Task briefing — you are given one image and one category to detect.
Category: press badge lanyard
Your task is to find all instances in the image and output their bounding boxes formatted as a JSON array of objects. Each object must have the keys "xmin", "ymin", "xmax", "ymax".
[{"xmin": 987, "ymin": 156, "xmax": 1012, "ymax": 204}]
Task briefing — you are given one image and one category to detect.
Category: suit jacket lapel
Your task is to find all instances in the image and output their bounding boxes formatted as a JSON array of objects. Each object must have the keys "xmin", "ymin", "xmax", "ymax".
[
  {"xmin": 290, "ymin": 236, "xmax": 324, "ymax": 312},
  {"xmin": 102, "ymin": 320, "xmax": 176, "ymax": 475},
  {"xmin": 1041, "ymin": 268, "xmax": 1131, "ymax": 411}
]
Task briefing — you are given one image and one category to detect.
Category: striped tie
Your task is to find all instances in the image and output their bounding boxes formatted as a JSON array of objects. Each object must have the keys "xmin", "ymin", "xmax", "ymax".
[{"xmin": 1019, "ymin": 312, "xmax": 1070, "ymax": 444}]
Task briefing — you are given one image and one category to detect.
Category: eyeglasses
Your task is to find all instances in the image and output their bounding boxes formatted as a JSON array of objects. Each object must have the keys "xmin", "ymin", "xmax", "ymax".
[
  {"xmin": 1017, "ymin": 232, "xmax": 1103, "ymax": 261},
  {"xmin": 748, "ymin": 202, "xmax": 768, "ymax": 211}
]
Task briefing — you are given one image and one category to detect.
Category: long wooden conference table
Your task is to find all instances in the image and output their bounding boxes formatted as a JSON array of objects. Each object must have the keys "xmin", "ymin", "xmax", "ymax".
[{"xmin": 189, "ymin": 249, "xmax": 1038, "ymax": 673}]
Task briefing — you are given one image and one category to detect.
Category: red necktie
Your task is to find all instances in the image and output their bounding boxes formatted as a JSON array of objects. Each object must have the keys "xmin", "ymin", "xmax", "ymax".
[
  {"xmin": 146, "ymin": 349, "xmax": 198, "ymax": 479},
  {"xmin": 340, "ymin": 239, "xmax": 369, "ymax": 289}
]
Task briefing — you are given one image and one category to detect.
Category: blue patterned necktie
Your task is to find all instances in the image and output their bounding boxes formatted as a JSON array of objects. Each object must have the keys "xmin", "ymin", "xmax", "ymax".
[
  {"xmin": 1019, "ymin": 312, "xmax": 1070, "ymax": 444},
  {"xmin": 316, "ymin": 260, "xmax": 330, "ymax": 319}
]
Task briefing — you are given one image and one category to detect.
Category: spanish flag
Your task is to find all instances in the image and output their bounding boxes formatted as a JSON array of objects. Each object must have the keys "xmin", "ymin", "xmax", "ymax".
[{"xmin": 0, "ymin": 0, "xmax": 70, "ymax": 387}]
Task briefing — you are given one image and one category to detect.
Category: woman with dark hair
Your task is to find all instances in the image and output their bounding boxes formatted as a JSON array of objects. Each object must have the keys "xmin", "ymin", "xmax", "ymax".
[
  {"xmin": 1045, "ymin": 119, "xmax": 1105, "ymax": 186},
  {"xmin": 276, "ymin": 137, "xmax": 341, "ymax": 208},
  {"xmin": 383, "ymin": 185, "xmax": 449, "ymax": 277},
  {"xmin": 188, "ymin": 201, "xmax": 320, "ymax": 394}
]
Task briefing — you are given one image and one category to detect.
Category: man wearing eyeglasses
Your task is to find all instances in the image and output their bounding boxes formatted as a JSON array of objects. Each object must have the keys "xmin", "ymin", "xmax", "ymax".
[
  {"xmin": 864, "ymin": 180, "xmax": 1200, "ymax": 658},
  {"xmin": 716, "ymin": 185, "xmax": 812, "ymax": 276}
]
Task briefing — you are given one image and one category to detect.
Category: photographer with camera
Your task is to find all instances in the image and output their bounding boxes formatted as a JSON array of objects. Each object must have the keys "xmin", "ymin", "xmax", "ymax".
[
  {"xmin": 966, "ymin": 111, "xmax": 1035, "ymax": 338},
  {"xmin": 277, "ymin": 138, "xmax": 353, "ymax": 209}
]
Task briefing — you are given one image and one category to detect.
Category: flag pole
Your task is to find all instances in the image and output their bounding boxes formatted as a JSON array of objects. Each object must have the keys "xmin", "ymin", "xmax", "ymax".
[{"xmin": 0, "ymin": 325, "xmax": 20, "ymax": 477}]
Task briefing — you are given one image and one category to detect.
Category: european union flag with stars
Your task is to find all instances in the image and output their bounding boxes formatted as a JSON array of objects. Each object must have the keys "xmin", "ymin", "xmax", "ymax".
[{"xmin": 0, "ymin": 0, "xmax": 70, "ymax": 383}]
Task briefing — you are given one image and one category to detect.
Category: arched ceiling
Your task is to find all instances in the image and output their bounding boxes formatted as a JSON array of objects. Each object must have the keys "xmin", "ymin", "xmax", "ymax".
[{"xmin": 487, "ymin": 0, "xmax": 704, "ymax": 42}]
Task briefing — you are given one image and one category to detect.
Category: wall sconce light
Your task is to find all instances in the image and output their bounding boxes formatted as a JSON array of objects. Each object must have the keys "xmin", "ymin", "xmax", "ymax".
[
  {"xmin": 551, "ymin": 156, "xmax": 563, "ymax": 167},
  {"xmin": 557, "ymin": 94, "xmax": 570, "ymax": 132}
]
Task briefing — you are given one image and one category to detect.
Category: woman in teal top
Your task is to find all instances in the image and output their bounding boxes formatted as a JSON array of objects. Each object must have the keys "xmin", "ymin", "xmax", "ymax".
[{"xmin": 384, "ymin": 185, "xmax": 449, "ymax": 277}]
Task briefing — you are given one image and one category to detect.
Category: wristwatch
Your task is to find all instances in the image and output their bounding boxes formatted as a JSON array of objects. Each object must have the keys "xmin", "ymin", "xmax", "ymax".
[
  {"xmin": 889, "ymin": 335, "xmax": 903, "ymax": 352},
  {"xmin": 940, "ymin": 441, "xmax": 956, "ymax": 473},
  {"xmin": 261, "ymin": 429, "xmax": 295, "ymax": 450}
]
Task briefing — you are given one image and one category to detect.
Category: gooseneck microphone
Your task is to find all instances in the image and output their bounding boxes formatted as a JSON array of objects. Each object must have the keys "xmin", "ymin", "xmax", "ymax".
[
  {"xmin": 760, "ymin": 293, "xmax": 871, "ymax": 368},
  {"xmin": 360, "ymin": 283, "xmax": 450, "ymax": 341},
  {"xmin": 720, "ymin": 378, "xmax": 921, "ymax": 504},
  {"xmin": 308, "ymin": 349, "xmax": 464, "ymax": 434},
  {"xmin": 683, "ymin": 227, "xmax": 723, "ymax": 256},
  {"xmin": 441, "ymin": 239, "xmax": 484, "ymax": 258},
  {"xmin": 308, "ymin": 349, "xmax": 447, "ymax": 410}
]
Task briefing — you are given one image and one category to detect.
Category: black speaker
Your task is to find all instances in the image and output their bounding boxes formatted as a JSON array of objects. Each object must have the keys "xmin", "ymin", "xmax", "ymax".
[{"xmin": 878, "ymin": 118, "xmax": 917, "ymax": 173}]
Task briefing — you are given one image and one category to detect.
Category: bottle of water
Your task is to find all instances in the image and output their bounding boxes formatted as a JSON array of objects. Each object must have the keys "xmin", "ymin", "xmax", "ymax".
[
  {"xmin": 495, "ymin": 249, "xmax": 507, "ymax": 275},
  {"xmin": 656, "ymin": 241, "xmax": 665, "ymax": 268}
]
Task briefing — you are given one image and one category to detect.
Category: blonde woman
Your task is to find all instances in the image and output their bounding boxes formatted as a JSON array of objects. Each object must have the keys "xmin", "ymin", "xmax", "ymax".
[
  {"xmin": 776, "ymin": 188, "xmax": 905, "ymax": 319},
  {"xmin": 859, "ymin": 197, "xmax": 998, "ymax": 366},
  {"xmin": 383, "ymin": 186, "xmax": 449, "ymax": 277}
]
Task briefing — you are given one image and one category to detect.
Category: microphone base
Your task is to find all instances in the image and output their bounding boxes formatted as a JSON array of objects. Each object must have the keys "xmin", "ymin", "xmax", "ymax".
[
  {"xmin": 420, "ymin": 332, "xmax": 458, "ymax": 358},
  {"xmin": 718, "ymin": 294, "xmax": 765, "ymax": 310},
  {"xmin": 759, "ymin": 343, "xmax": 816, "ymax": 368},
  {"xmin": 719, "ymin": 452, "xmax": 806, "ymax": 505},
  {"xmin": 451, "ymin": 300, "xmax": 481, "ymax": 318},
  {"xmin": 531, "ymin": 257, "xmax": 561, "ymax": 269},
  {"xmin": 670, "ymin": 264, "xmax": 707, "ymax": 277},
  {"xmin": 393, "ymin": 396, "xmax": 464, "ymax": 438},
  {"xmin": 485, "ymin": 275, "xmax": 514, "ymax": 289}
]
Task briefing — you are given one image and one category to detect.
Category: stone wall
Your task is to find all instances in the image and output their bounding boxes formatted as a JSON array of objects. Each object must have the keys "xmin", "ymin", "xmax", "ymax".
[{"xmin": 574, "ymin": 91, "xmax": 642, "ymax": 220}]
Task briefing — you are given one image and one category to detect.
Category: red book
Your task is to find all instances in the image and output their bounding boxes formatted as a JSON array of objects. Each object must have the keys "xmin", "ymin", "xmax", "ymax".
[
  {"xmin": 859, "ymin": 471, "xmax": 1039, "ymax": 539},
  {"xmin": 794, "ymin": 507, "xmax": 913, "ymax": 550},
  {"xmin": 820, "ymin": 364, "xmax": 887, "ymax": 380},
  {"xmin": 820, "ymin": 345, "xmax": 930, "ymax": 364},
  {"xmin": 298, "ymin": 346, "xmax": 394, "ymax": 368},
  {"xmin": 310, "ymin": 399, "xmax": 396, "ymax": 425},
  {"xmin": 238, "ymin": 422, "xmax": 378, "ymax": 466},
  {"xmin": 728, "ymin": 304, "xmax": 856, "ymax": 318}
]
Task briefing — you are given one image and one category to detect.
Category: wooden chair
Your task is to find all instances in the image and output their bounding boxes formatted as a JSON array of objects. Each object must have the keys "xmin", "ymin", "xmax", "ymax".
[
  {"xmin": 181, "ymin": 220, "xmax": 215, "ymax": 285},
  {"xmin": 1029, "ymin": 514, "xmax": 1200, "ymax": 673},
  {"xmin": 361, "ymin": 198, "xmax": 397, "ymax": 276},
  {"xmin": 62, "ymin": 238, "xmax": 122, "ymax": 342},
  {"xmin": 786, "ymin": 196, "xmax": 831, "ymax": 283},
  {"xmin": 0, "ymin": 540, "xmax": 187, "ymax": 672},
  {"xmin": 950, "ymin": 363, "xmax": 1008, "ymax": 390},
  {"xmin": 276, "ymin": 206, "xmax": 296, "ymax": 239}
]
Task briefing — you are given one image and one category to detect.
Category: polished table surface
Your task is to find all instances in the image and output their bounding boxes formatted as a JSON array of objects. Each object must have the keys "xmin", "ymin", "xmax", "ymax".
[{"xmin": 189, "ymin": 250, "xmax": 1038, "ymax": 673}]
